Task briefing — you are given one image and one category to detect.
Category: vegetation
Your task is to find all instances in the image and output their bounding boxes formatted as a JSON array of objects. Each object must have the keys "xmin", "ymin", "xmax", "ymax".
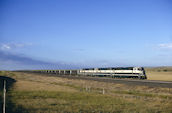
[
  {"xmin": 145, "ymin": 67, "xmax": 172, "ymax": 72},
  {"xmin": 7, "ymin": 90, "xmax": 172, "ymax": 113},
  {"xmin": 0, "ymin": 68, "xmax": 172, "ymax": 113},
  {"xmin": 145, "ymin": 67, "xmax": 172, "ymax": 81}
]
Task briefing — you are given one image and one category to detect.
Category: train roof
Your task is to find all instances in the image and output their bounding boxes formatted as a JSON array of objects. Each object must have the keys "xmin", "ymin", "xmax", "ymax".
[{"xmin": 82, "ymin": 67, "xmax": 143, "ymax": 70}]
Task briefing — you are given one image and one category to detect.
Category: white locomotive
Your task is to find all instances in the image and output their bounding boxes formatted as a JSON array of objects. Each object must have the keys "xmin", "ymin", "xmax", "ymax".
[{"xmin": 79, "ymin": 67, "xmax": 147, "ymax": 79}]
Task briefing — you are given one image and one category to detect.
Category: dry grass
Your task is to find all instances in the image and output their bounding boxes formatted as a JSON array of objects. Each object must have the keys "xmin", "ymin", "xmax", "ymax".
[
  {"xmin": 10, "ymin": 72, "xmax": 172, "ymax": 94},
  {"xmin": 146, "ymin": 71, "xmax": 172, "ymax": 81},
  {"xmin": 1, "ymin": 71, "xmax": 172, "ymax": 113},
  {"xmin": 145, "ymin": 67, "xmax": 172, "ymax": 81},
  {"xmin": 13, "ymin": 80, "xmax": 78, "ymax": 92}
]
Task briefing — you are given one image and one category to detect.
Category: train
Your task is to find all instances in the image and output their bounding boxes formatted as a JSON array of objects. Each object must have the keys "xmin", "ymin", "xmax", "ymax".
[
  {"xmin": 80, "ymin": 67, "xmax": 147, "ymax": 79},
  {"xmin": 21, "ymin": 67, "xmax": 147, "ymax": 79}
]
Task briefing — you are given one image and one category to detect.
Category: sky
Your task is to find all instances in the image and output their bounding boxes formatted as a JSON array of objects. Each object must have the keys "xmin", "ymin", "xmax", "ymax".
[{"xmin": 0, "ymin": 0, "xmax": 172, "ymax": 70}]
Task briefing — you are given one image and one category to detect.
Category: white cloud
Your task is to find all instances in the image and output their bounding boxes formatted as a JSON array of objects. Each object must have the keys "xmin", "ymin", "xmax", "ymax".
[
  {"xmin": 0, "ymin": 42, "xmax": 33, "ymax": 51},
  {"xmin": 158, "ymin": 43, "xmax": 172, "ymax": 49},
  {"xmin": 1, "ymin": 44, "xmax": 11, "ymax": 50}
]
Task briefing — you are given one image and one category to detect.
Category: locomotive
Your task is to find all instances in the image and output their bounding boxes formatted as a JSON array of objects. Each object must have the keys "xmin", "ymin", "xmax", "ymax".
[{"xmin": 79, "ymin": 67, "xmax": 147, "ymax": 79}]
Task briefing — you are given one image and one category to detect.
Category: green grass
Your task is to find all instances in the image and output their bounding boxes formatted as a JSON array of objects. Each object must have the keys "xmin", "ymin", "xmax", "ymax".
[
  {"xmin": 0, "ymin": 71, "xmax": 6, "ymax": 76},
  {"xmin": 0, "ymin": 71, "xmax": 16, "ymax": 77},
  {"xmin": 50, "ymin": 82, "xmax": 82, "ymax": 90},
  {"xmin": 7, "ymin": 91, "xmax": 125, "ymax": 113},
  {"xmin": 7, "ymin": 90, "xmax": 172, "ymax": 113}
]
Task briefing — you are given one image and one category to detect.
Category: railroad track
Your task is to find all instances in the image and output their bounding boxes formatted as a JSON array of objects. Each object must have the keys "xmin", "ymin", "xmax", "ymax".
[
  {"xmin": 23, "ymin": 72, "xmax": 172, "ymax": 88},
  {"xmin": 57, "ymin": 75, "xmax": 172, "ymax": 88}
]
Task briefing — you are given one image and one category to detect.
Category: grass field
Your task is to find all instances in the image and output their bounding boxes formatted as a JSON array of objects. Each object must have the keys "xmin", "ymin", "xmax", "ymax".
[
  {"xmin": 0, "ymin": 70, "xmax": 172, "ymax": 113},
  {"xmin": 145, "ymin": 67, "xmax": 172, "ymax": 81}
]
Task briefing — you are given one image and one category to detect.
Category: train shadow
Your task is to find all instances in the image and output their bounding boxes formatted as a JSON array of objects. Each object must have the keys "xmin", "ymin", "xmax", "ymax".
[{"xmin": 0, "ymin": 76, "xmax": 29, "ymax": 113}]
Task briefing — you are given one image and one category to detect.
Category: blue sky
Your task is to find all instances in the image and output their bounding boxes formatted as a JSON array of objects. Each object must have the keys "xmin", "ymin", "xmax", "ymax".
[{"xmin": 0, "ymin": 0, "xmax": 172, "ymax": 70}]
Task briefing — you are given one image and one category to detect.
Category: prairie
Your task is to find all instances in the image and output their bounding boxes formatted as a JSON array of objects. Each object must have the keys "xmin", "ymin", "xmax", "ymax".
[
  {"xmin": 0, "ymin": 71, "xmax": 172, "ymax": 113},
  {"xmin": 145, "ymin": 67, "xmax": 172, "ymax": 81}
]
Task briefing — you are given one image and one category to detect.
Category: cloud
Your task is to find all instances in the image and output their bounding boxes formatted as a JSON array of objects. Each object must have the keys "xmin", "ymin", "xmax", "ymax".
[
  {"xmin": 158, "ymin": 43, "xmax": 172, "ymax": 49},
  {"xmin": 0, "ymin": 42, "xmax": 33, "ymax": 51},
  {"xmin": 0, "ymin": 44, "xmax": 11, "ymax": 50},
  {"xmin": 0, "ymin": 50, "xmax": 79, "ymax": 70},
  {"xmin": 0, "ymin": 42, "xmax": 82, "ymax": 70}
]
